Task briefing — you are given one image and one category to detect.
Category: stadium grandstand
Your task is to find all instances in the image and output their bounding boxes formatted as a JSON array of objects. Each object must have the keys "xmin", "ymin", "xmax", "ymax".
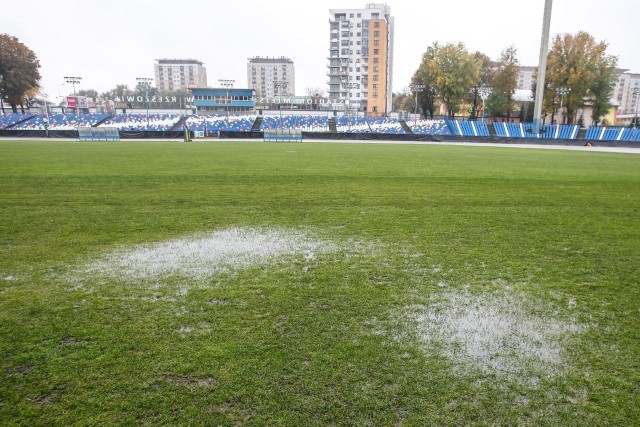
[{"xmin": 0, "ymin": 112, "xmax": 638, "ymax": 143}]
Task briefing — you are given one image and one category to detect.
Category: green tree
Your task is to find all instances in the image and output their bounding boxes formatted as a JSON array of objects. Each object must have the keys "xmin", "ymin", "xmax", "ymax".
[
  {"xmin": 589, "ymin": 56, "xmax": 618, "ymax": 125},
  {"xmin": 392, "ymin": 88, "xmax": 412, "ymax": 113},
  {"xmin": 133, "ymin": 82, "xmax": 158, "ymax": 98},
  {"xmin": 492, "ymin": 46, "xmax": 519, "ymax": 119},
  {"xmin": 542, "ymin": 32, "xmax": 618, "ymax": 124},
  {"xmin": 468, "ymin": 51, "xmax": 494, "ymax": 119},
  {"xmin": 419, "ymin": 42, "xmax": 479, "ymax": 119},
  {"xmin": 100, "ymin": 84, "xmax": 132, "ymax": 101},
  {"xmin": 485, "ymin": 91, "xmax": 508, "ymax": 118},
  {"xmin": 0, "ymin": 34, "xmax": 41, "ymax": 113},
  {"xmin": 413, "ymin": 42, "xmax": 440, "ymax": 118},
  {"xmin": 78, "ymin": 89, "xmax": 99, "ymax": 99}
]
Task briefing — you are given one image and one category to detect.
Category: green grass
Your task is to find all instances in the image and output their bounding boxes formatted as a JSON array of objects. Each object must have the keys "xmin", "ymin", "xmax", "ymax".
[{"xmin": 1, "ymin": 140, "xmax": 639, "ymax": 425}]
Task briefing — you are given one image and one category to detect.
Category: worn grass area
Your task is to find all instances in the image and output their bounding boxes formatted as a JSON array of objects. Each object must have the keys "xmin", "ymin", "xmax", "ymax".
[{"xmin": 1, "ymin": 140, "xmax": 639, "ymax": 425}]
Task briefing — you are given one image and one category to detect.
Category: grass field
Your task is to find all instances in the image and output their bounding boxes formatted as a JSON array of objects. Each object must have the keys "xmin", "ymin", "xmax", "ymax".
[{"xmin": 1, "ymin": 140, "xmax": 639, "ymax": 425}]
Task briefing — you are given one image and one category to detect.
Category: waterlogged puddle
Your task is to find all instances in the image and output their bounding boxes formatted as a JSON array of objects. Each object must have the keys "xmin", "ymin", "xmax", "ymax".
[
  {"xmin": 407, "ymin": 287, "xmax": 585, "ymax": 382},
  {"xmin": 75, "ymin": 227, "xmax": 342, "ymax": 285}
]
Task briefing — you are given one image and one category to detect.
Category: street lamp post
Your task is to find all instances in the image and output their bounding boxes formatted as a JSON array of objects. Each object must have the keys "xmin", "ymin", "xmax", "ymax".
[
  {"xmin": 219, "ymin": 79, "xmax": 235, "ymax": 129},
  {"xmin": 64, "ymin": 76, "xmax": 82, "ymax": 129},
  {"xmin": 136, "ymin": 77, "xmax": 153, "ymax": 129}
]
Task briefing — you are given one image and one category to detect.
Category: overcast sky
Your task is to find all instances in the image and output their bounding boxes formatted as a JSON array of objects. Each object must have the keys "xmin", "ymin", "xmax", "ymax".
[{"xmin": 2, "ymin": 0, "xmax": 638, "ymax": 101}]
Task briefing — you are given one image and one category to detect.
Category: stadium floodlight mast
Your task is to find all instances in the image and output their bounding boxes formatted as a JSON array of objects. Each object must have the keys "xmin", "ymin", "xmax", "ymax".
[
  {"xmin": 136, "ymin": 77, "xmax": 153, "ymax": 129},
  {"xmin": 218, "ymin": 79, "xmax": 235, "ymax": 127},
  {"xmin": 532, "ymin": 0, "xmax": 553, "ymax": 135},
  {"xmin": 0, "ymin": 74, "xmax": 3, "ymax": 115},
  {"xmin": 633, "ymin": 87, "xmax": 640, "ymax": 128},
  {"xmin": 274, "ymin": 80, "xmax": 289, "ymax": 130},
  {"xmin": 556, "ymin": 87, "xmax": 570, "ymax": 125},
  {"xmin": 341, "ymin": 82, "xmax": 359, "ymax": 133},
  {"xmin": 64, "ymin": 76, "xmax": 82, "ymax": 131},
  {"xmin": 409, "ymin": 84, "xmax": 426, "ymax": 118}
]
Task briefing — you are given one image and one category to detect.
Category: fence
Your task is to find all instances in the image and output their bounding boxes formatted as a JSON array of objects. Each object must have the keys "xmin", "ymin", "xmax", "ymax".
[{"xmin": 77, "ymin": 127, "xmax": 120, "ymax": 141}]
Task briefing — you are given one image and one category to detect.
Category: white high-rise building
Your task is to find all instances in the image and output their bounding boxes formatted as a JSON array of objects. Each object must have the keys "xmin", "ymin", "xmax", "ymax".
[
  {"xmin": 328, "ymin": 3, "xmax": 394, "ymax": 115},
  {"xmin": 247, "ymin": 57, "xmax": 295, "ymax": 99},
  {"xmin": 154, "ymin": 59, "xmax": 207, "ymax": 92},
  {"xmin": 613, "ymin": 70, "xmax": 640, "ymax": 116}
]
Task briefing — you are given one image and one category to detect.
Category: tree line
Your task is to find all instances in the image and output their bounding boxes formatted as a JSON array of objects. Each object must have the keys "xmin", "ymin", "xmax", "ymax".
[
  {"xmin": 394, "ymin": 31, "xmax": 618, "ymax": 125},
  {"xmin": 0, "ymin": 32, "xmax": 620, "ymax": 124}
]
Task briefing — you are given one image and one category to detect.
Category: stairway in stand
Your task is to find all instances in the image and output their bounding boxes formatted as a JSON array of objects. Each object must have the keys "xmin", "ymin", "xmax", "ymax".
[
  {"xmin": 399, "ymin": 120, "xmax": 413, "ymax": 133},
  {"xmin": 251, "ymin": 116, "xmax": 263, "ymax": 131},
  {"xmin": 329, "ymin": 117, "xmax": 337, "ymax": 132}
]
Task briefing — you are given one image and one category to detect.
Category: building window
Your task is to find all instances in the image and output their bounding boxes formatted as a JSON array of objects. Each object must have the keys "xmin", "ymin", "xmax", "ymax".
[
  {"xmin": 374, "ymin": 40, "xmax": 379, "ymax": 46},
  {"xmin": 374, "ymin": 21, "xmax": 380, "ymax": 27},
  {"xmin": 373, "ymin": 49, "xmax": 379, "ymax": 55},
  {"xmin": 374, "ymin": 31, "xmax": 379, "ymax": 36},
  {"xmin": 357, "ymin": 13, "xmax": 361, "ymax": 17},
  {"xmin": 372, "ymin": 13, "xmax": 379, "ymax": 19},
  {"xmin": 373, "ymin": 84, "xmax": 378, "ymax": 89},
  {"xmin": 373, "ymin": 92, "xmax": 378, "ymax": 98},
  {"xmin": 373, "ymin": 57, "xmax": 379, "ymax": 63},
  {"xmin": 373, "ymin": 75, "xmax": 379, "ymax": 81},
  {"xmin": 373, "ymin": 66, "xmax": 379, "ymax": 72}
]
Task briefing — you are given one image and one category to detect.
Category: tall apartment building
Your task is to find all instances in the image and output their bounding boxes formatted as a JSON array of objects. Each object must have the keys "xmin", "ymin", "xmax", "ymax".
[
  {"xmin": 154, "ymin": 59, "xmax": 207, "ymax": 92},
  {"xmin": 328, "ymin": 3, "xmax": 394, "ymax": 115},
  {"xmin": 613, "ymin": 70, "xmax": 640, "ymax": 117},
  {"xmin": 247, "ymin": 57, "xmax": 295, "ymax": 99},
  {"xmin": 516, "ymin": 66, "xmax": 536, "ymax": 91}
]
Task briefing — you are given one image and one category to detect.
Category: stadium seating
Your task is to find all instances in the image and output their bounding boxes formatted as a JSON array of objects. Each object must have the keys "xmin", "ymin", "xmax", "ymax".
[
  {"xmin": 409, "ymin": 119, "xmax": 452, "ymax": 135},
  {"xmin": 585, "ymin": 126, "xmax": 640, "ymax": 142},
  {"xmin": 445, "ymin": 120, "xmax": 490, "ymax": 137},
  {"xmin": 185, "ymin": 115, "xmax": 256, "ymax": 133},
  {"xmin": 13, "ymin": 113, "xmax": 110, "ymax": 130},
  {"xmin": 260, "ymin": 115, "xmax": 330, "ymax": 132},
  {"xmin": 493, "ymin": 122, "xmax": 579, "ymax": 139},
  {"xmin": 0, "ymin": 113, "xmax": 35, "ymax": 129},
  {"xmin": 99, "ymin": 113, "xmax": 182, "ymax": 131},
  {"xmin": 335, "ymin": 116, "xmax": 405, "ymax": 134}
]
